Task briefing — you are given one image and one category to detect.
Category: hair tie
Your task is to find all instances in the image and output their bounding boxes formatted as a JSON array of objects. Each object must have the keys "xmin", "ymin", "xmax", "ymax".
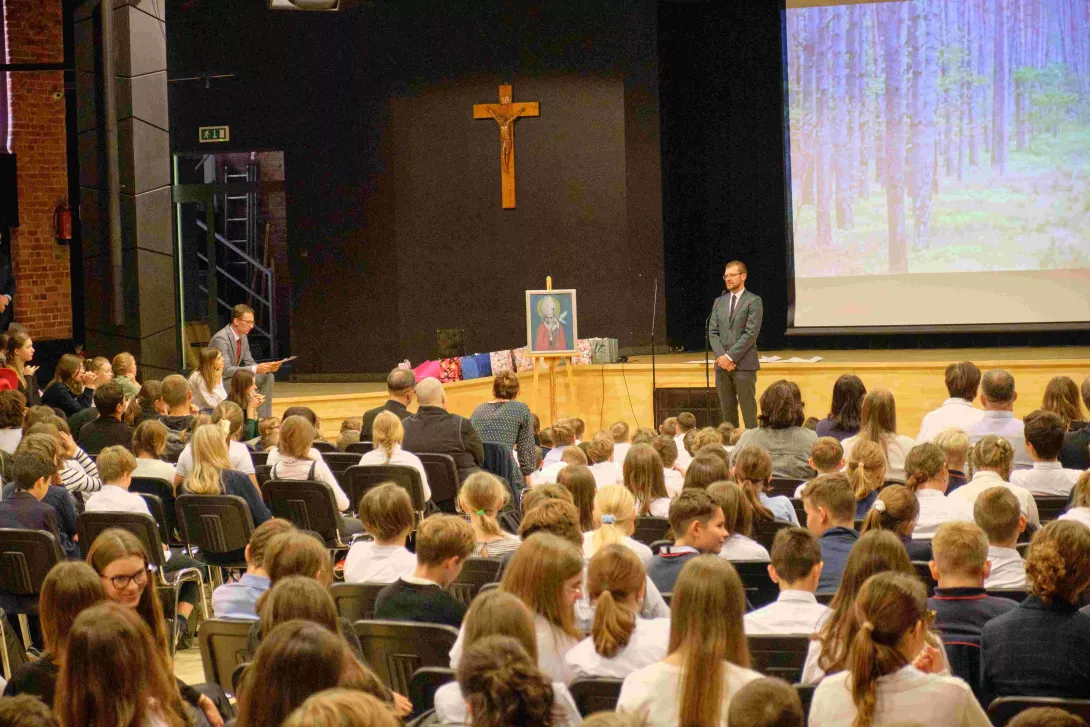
[
  {"xmin": 860, "ymin": 620, "xmax": 875, "ymax": 634},
  {"xmin": 872, "ymin": 499, "xmax": 887, "ymax": 513},
  {"xmin": 601, "ymin": 514, "xmax": 617, "ymax": 525},
  {"xmin": 217, "ymin": 419, "xmax": 232, "ymax": 436},
  {"xmin": 476, "ymin": 509, "xmax": 486, "ymax": 516}
]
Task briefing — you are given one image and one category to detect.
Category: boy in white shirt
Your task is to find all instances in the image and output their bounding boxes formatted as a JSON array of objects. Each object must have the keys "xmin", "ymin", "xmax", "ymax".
[
  {"xmin": 536, "ymin": 445, "xmax": 588, "ymax": 484},
  {"xmin": 674, "ymin": 413, "xmax": 696, "ymax": 470},
  {"xmin": 745, "ymin": 527, "xmax": 830, "ymax": 635},
  {"xmin": 795, "ymin": 437, "xmax": 845, "ymax": 498},
  {"xmin": 610, "ymin": 421, "xmax": 631, "ymax": 466},
  {"xmin": 1011, "ymin": 410, "xmax": 1083, "ymax": 496},
  {"xmin": 85, "ymin": 445, "xmax": 153, "ymax": 517},
  {"xmin": 587, "ymin": 436, "xmax": 623, "ymax": 488},
  {"xmin": 651, "ymin": 434, "xmax": 685, "ymax": 497},
  {"xmin": 344, "ymin": 483, "xmax": 418, "ymax": 584},
  {"xmin": 974, "ymin": 486, "xmax": 1028, "ymax": 590}
]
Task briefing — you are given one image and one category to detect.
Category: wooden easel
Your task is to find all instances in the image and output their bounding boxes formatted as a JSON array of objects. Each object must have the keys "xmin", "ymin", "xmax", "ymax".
[{"xmin": 531, "ymin": 276, "xmax": 576, "ymax": 425}]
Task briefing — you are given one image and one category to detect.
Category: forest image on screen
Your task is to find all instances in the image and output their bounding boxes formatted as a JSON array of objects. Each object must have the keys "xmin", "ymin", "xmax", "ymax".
[{"xmin": 786, "ymin": 0, "xmax": 1090, "ymax": 277}]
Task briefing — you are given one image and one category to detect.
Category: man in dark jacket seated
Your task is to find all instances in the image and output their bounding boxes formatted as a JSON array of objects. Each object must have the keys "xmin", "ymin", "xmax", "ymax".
[
  {"xmin": 361, "ymin": 368, "xmax": 415, "ymax": 441},
  {"xmin": 402, "ymin": 377, "xmax": 484, "ymax": 483},
  {"xmin": 77, "ymin": 383, "xmax": 133, "ymax": 455}
]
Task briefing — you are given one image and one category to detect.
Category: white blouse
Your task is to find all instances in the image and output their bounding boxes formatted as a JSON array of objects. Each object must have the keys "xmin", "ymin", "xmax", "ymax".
[
  {"xmin": 343, "ymin": 542, "xmax": 417, "ymax": 584},
  {"xmin": 912, "ymin": 488, "xmax": 975, "ymax": 540},
  {"xmin": 176, "ymin": 439, "xmax": 255, "ymax": 479},
  {"xmin": 449, "ymin": 614, "xmax": 581, "ymax": 685},
  {"xmin": 358, "ymin": 444, "xmax": 432, "ymax": 500},
  {"xmin": 718, "ymin": 534, "xmax": 770, "ymax": 562},
  {"xmin": 564, "ymin": 617, "xmax": 670, "ymax": 679},
  {"xmin": 616, "ymin": 660, "xmax": 763, "ymax": 727},
  {"xmin": 187, "ymin": 370, "xmax": 227, "ymax": 411},
  {"xmin": 433, "ymin": 680, "xmax": 582, "ymax": 725},
  {"xmin": 269, "ymin": 451, "xmax": 351, "ymax": 511},
  {"xmin": 581, "ymin": 532, "xmax": 653, "ymax": 566}
]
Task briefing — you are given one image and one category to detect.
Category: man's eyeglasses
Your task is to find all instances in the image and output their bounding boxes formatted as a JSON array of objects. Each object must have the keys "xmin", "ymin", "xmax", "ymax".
[
  {"xmin": 238, "ymin": 318, "xmax": 256, "ymax": 327},
  {"xmin": 723, "ymin": 273, "xmax": 743, "ymax": 280},
  {"xmin": 103, "ymin": 564, "xmax": 155, "ymax": 590}
]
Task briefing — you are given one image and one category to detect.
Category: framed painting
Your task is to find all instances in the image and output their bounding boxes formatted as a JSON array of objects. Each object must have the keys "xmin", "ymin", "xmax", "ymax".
[{"xmin": 526, "ymin": 289, "xmax": 577, "ymax": 355}]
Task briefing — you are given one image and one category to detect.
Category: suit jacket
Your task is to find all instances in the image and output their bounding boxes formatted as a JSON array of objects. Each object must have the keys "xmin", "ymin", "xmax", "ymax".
[
  {"xmin": 209, "ymin": 324, "xmax": 256, "ymax": 381},
  {"xmin": 361, "ymin": 400, "xmax": 411, "ymax": 440},
  {"xmin": 1060, "ymin": 428, "xmax": 1090, "ymax": 471},
  {"xmin": 708, "ymin": 289, "xmax": 763, "ymax": 371},
  {"xmin": 402, "ymin": 405, "xmax": 484, "ymax": 482},
  {"xmin": 77, "ymin": 416, "xmax": 134, "ymax": 455}
]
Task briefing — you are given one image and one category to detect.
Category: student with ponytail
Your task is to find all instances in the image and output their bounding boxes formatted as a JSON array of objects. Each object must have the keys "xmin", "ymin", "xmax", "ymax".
[
  {"xmin": 458, "ymin": 635, "xmax": 559, "ymax": 727},
  {"xmin": 557, "ymin": 464, "xmax": 596, "ymax": 532},
  {"xmin": 565, "ymin": 544, "xmax": 669, "ymax": 679},
  {"xmin": 981, "ymin": 520, "xmax": 1090, "ymax": 704},
  {"xmin": 583, "ymin": 485, "xmax": 652, "ymax": 565},
  {"xmin": 460, "ymin": 471, "xmax": 521, "ymax": 556},
  {"xmin": 618, "ymin": 556, "xmax": 761, "ymax": 727},
  {"xmin": 859, "ymin": 485, "xmax": 931, "ymax": 561},
  {"xmin": 358, "ymin": 410, "xmax": 432, "ymax": 500},
  {"xmin": 809, "ymin": 572, "xmax": 989, "ymax": 727},
  {"xmin": 707, "ymin": 481, "xmax": 769, "ymax": 562},
  {"xmin": 845, "ymin": 440, "xmax": 885, "ymax": 517},
  {"xmin": 904, "ymin": 442, "xmax": 974, "ymax": 539},
  {"xmin": 733, "ymin": 445, "xmax": 798, "ymax": 525},
  {"xmin": 624, "ymin": 444, "xmax": 671, "ymax": 517}
]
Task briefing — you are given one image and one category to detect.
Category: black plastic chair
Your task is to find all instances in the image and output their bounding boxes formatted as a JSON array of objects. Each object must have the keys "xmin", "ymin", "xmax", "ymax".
[
  {"xmin": 198, "ymin": 618, "xmax": 256, "ymax": 698},
  {"xmin": 790, "ymin": 498, "xmax": 806, "ymax": 526},
  {"xmin": 134, "ymin": 492, "xmax": 173, "ymax": 549},
  {"xmin": 754, "ymin": 519, "xmax": 793, "ymax": 551},
  {"xmin": 747, "ymin": 634, "xmax": 810, "ymax": 682},
  {"xmin": 1034, "ymin": 495, "xmax": 1069, "ymax": 522},
  {"xmin": 331, "ymin": 582, "xmax": 387, "ymax": 622},
  {"xmin": 0, "ymin": 529, "xmax": 62, "ymax": 648},
  {"xmin": 988, "ymin": 697, "xmax": 1090, "ymax": 726},
  {"xmin": 231, "ymin": 662, "xmax": 250, "ymax": 696},
  {"xmin": 795, "ymin": 684, "xmax": 816, "ymax": 721},
  {"xmin": 649, "ymin": 539, "xmax": 673, "ymax": 555},
  {"xmin": 344, "ymin": 464, "xmax": 426, "ymax": 516},
  {"xmin": 815, "ymin": 591, "xmax": 835, "ymax": 605},
  {"xmin": 255, "ymin": 465, "xmax": 272, "ymax": 487},
  {"xmin": 944, "ymin": 641, "xmax": 983, "ymax": 699},
  {"xmin": 568, "ymin": 677, "xmax": 625, "ymax": 717},
  {"xmin": 661, "ymin": 592, "xmax": 672, "ymax": 607},
  {"xmin": 448, "ymin": 557, "xmax": 503, "ymax": 606},
  {"xmin": 250, "ymin": 451, "xmax": 269, "ymax": 467},
  {"xmin": 408, "ymin": 667, "xmax": 456, "ymax": 720},
  {"xmin": 768, "ymin": 478, "xmax": 803, "ymax": 497},
  {"xmin": 263, "ymin": 479, "xmax": 347, "ymax": 546},
  {"xmin": 175, "ymin": 494, "xmax": 254, "ymax": 573},
  {"xmin": 733, "ymin": 560, "xmax": 779, "ymax": 609},
  {"xmin": 353, "ymin": 620, "xmax": 460, "ymax": 694},
  {"xmin": 478, "ymin": 582, "xmax": 500, "ymax": 596},
  {"xmin": 323, "ymin": 452, "xmax": 362, "ymax": 480},
  {"xmin": 131, "ymin": 476, "xmax": 181, "ymax": 546},
  {"xmin": 912, "ymin": 561, "xmax": 938, "ymax": 597},
  {"xmin": 346, "ymin": 441, "xmax": 375, "ymax": 455},
  {"xmin": 312, "ymin": 440, "xmax": 337, "ymax": 453},
  {"xmin": 417, "ymin": 453, "xmax": 459, "ymax": 514},
  {"xmin": 632, "ymin": 516, "xmax": 671, "ymax": 545}
]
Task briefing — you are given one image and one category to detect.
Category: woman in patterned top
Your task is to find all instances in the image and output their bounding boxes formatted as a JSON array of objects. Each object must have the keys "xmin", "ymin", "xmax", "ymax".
[{"xmin": 471, "ymin": 371, "xmax": 537, "ymax": 488}]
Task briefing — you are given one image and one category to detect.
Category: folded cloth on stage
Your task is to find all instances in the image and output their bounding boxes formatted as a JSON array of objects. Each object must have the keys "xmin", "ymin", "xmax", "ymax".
[
  {"xmin": 439, "ymin": 358, "xmax": 463, "ymax": 383},
  {"xmin": 474, "ymin": 352, "xmax": 492, "ymax": 378},
  {"xmin": 512, "ymin": 347, "xmax": 534, "ymax": 372},
  {"xmin": 490, "ymin": 350, "xmax": 515, "ymax": 375},
  {"xmin": 460, "ymin": 355, "xmax": 481, "ymax": 380},
  {"xmin": 413, "ymin": 359, "xmax": 442, "ymax": 380},
  {"xmin": 575, "ymin": 339, "xmax": 593, "ymax": 365}
]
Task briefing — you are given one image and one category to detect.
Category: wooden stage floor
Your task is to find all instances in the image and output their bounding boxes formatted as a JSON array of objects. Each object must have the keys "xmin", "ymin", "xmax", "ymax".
[{"xmin": 275, "ymin": 347, "xmax": 1090, "ymax": 441}]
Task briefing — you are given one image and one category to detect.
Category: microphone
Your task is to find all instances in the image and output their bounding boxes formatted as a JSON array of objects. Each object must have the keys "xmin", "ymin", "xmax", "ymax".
[{"xmin": 651, "ymin": 278, "xmax": 659, "ymax": 427}]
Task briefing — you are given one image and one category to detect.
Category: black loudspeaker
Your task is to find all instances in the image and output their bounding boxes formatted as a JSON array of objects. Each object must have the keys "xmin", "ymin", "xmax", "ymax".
[{"xmin": 0, "ymin": 154, "xmax": 18, "ymax": 227}]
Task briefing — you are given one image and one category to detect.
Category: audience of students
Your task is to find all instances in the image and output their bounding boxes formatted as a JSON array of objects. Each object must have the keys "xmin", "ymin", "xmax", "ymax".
[
  {"xmin": 974, "ymin": 487, "xmax": 1029, "ymax": 591},
  {"xmin": 917, "ymin": 362, "xmax": 985, "ymax": 442},
  {"xmin": 815, "ymin": 374, "xmax": 866, "ymax": 442},
  {"xmin": 744, "ymin": 527, "xmax": 828, "ymax": 635},
  {"xmin": 707, "ymin": 481, "xmax": 770, "ymax": 562},
  {"xmin": 801, "ymin": 474, "xmax": 860, "ymax": 594},
  {"xmin": 557, "ymin": 464, "xmax": 597, "ymax": 532},
  {"xmin": 1012, "ymin": 409, "xmax": 1083, "ymax": 496},
  {"xmin": 733, "ymin": 444, "xmax": 799, "ymax": 525},
  {"xmin": 1041, "ymin": 375, "xmax": 1087, "ymax": 432},
  {"xmin": 583, "ymin": 484, "xmax": 652, "ymax": 565},
  {"xmin": 967, "ymin": 369, "xmax": 1033, "ymax": 471},
  {"xmin": 211, "ymin": 518, "xmax": 295, "ymax": 619},
  {"xmin": 952, "ymin": 435, "xmax": 1040, "ymax": 529},
  {"xmin": 859, "ymin": 485, "xmax": 932, "ymax": 561},
  {"xmin": 461, "ymin": 471, "xmax": 522, "ymax": 557},
  {"xmin": 841, "ymin": 389, "xmax": 917, "ymax": 482},
  {"xmin": 647, "ymin": 489, "xmax": 727, "ymax": 593},
  {"xmin": 735, "ymin": 380, "xmax": 817, "ymax": 480}
]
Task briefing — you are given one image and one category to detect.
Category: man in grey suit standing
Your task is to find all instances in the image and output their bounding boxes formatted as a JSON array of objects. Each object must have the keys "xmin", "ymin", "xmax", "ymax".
[
  {"xmin": 209, "ymin": 303, "xmax": 280, "ymax": 418},
  {"xmin": 708, "ymin": 260, "xmax": 763, "ymax": 428}
]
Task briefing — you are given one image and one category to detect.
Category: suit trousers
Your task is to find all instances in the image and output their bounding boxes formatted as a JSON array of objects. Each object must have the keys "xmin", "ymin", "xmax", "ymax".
[
  {"xmin": 716, "ymin": 366, "xmax": 757, "ymax": 428},
  {"xmin": 256, "ymin": 372, "xmax": 274, "ymax": 418}
]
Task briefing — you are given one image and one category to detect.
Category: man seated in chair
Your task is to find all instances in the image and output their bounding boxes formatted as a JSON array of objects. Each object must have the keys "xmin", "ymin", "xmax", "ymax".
[
  {"xmin": 402, "ymin": 378, "xmax": 484, "ymax": 483},
  {"xmin": 76, "ymin": 383, "xmax": 133, "ymax": 455},
  {"xmin": 361, "ymin": 368, "xmax": 416, "ymax": 441},
  {"xmin": 210, "ymin": 303, "xmax": 279, "ymax": 419}
]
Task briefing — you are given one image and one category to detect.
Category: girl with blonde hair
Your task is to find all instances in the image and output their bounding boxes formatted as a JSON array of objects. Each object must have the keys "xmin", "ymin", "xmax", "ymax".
[
  {"xmin": 174, "ymin": 400, "xmax": 259, "ymax": 490},
  {"xmin": 565, "ymin": 544, "xmax": 669, "ymax": 679},
  {"xmin": 808, "ymin": 572, "xmax": 988, "ymax": 727},
  {"xmin": 954, "ymin": 434, "xmax": 1041, "ymax": 529},
  {"xmin": 846, "ymin": 439, "xmax": 886, "ymax": 517},
  {"xmin": 733, "ymin": 445, "xmax": 799, "ymax": 525},
  {"xmin": 617, "ymin": 556, "xmax": 760, "ymax": 727},
  {"xmin": 357, "ymin": 410, "xmax": 432, "ymax": 501},
  {"xmin": 841, "ymin": 389, "xmax": 917, "ymax": 481},
  {"xmin": 188, "ymin": 347, "xmax": 227, "ymax": 413},
  {"xmin": 624, "ymin": 443, "xmax": 670, "ymax": 517},
  {"xmin": 460, "ymin": 471, "xmax": 521, "ymax": 556},
  {"xmin": 111, "ymin": 352, "xmax": 141, "ymax": 400},
  {"xmin": 181, "ymin": 423, "xmax": 271, "ymax": 528},
  {"xmin": 583, "ymin": 484, "xmax": 652, "ymax": 565}
]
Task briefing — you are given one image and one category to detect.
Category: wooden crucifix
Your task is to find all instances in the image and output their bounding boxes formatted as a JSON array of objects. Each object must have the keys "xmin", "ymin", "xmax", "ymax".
[{"xmin": 473, "ymin": 84, "xmax": 539, "ymax": 209}]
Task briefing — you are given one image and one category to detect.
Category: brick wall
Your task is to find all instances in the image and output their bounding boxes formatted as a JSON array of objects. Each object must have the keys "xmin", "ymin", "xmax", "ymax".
[{"xmin": 6, "ymin": 0, "xmax": 71, "ymax": 339}]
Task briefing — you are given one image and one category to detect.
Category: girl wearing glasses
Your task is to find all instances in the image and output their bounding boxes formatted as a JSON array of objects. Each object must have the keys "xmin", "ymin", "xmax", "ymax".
[
  {"xmin": 809, "ymin": 571, "xmax": 989, "ymax": 727},
  {"xmin": 87, "ymin": 528, "xmax": 225, "ymax": 727}
]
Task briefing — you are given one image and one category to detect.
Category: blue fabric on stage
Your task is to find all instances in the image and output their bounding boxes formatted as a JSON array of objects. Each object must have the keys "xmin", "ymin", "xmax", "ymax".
[
  {"xmin": 475, "ymin": 353, "xmax": 492, "ymax": 378},
  {"xmin": 461, "ymin": 356, "xmax": 480, "ymax": 380}
]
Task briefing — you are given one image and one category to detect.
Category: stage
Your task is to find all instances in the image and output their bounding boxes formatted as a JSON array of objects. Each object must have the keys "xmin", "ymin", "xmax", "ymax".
[{"xmin": 274, "ymin": 347, "xmax": 1090, "ymax": 441}]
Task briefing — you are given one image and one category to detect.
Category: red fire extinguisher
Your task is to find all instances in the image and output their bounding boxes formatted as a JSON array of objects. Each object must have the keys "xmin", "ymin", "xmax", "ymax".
[{"xmin": 54, "ymin": 201, "xmax": 72, "ymax": 244}]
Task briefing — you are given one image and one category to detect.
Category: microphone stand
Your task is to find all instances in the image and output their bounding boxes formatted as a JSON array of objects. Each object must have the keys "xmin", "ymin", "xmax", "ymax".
[{"xmin": 651, "ymin": 278, "xmax": 659, "ymax": 426}]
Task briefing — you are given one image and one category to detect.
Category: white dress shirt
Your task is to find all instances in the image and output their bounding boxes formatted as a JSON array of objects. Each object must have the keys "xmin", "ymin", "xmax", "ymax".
[
  {"xmin": 948, "ymin": 470, "xmax": 1040, "ymax": 528},
  {"xmin": 1010, "ymin": 460, "xmax": 1083, "ymax": 496},
  {"xmin": 535, "ymin": 460, "xmax": 567, "ymax": 484},
  {"xmin": 357, "ymin": 444, "xmax": 432, "ymax": 500},
  {"xmin": 176, "ymin": 439, "xmax": 255, "ymax": 479},
  {"xmin": 85, "ymin": 484, "xmax": 152, "ymax": 516},
  {"xmin": 718, "ymin": 534, "xmax": 770, "ymax": 562},
  {"xmin": 0, "ymin": 429, "xmax": 21, "ymax": 454},
  {"xmin": 449, "ymin": 614, "xmax": 581, "ymax": 685},
  {"xmin": 269, "ymin": 452, "xmax": 351, "ymax": 511},
  {"xmin": 745, "ymin": 590, "xmax": 831, "ymax": 636},
  {"xmin": 644, "ymin": 497, "xmax": 670, "ymax": 518},
  {"xmin": 133, "ymin": 457, "xmax": 177, "ymax": 484},
  {"xmin": 1059, "ymin": 507, "xmax": 1090, "ymax": 530},
  {"xmin": 967, "ymin": 411, "xmax": 1033, "ymax": 471},
  {"xmin": 841, "ymin": 433, "xmax": 918, "ymax": 482},
  {"xmin": 809, "ymin": 665, "xmax": 990, "ymax": 727},
  {"xmin": 617, "ymin": 660, "xmax": 763, "ymax": 727},
  {"xmin": 542, "ymin": 447, "xmax": 565, "ymax": 468},
  {"xmin": 911, "ymin": 488, "xmax": 976, "ymax": 539},
  {"xmin": 663, "ymin": 468, "xmax": 684, "ymax": 498},
  {"xmin": 343, "ymin": 542, "xmax": 417, "ymax": 584},
  {"xmin": 433, "ymin": 680, "xmax": 582, "ymax": 725},
  {"xmin": 565, "ymin": 617, "xmax": 670, "ymax": 679},
  {"xmin": 613, "ymin": 442, "xmax": 631, "ymax": 465},
  {"xmin": 983, "ymin": 545, "xmax": 1027, "ymax": 590},
  {"xmin": 674, "ymin": 432, "xmax": 693, "ymax": 470},
  {"xmin": 917, "ymin": 398, "xmax": 986, "ymax": 443},
  {"xmin": 589, "ymin": 461, "xmax": 622, "ymax": 488},
  {"xmin": 582, "ymin": 532, "xmax": 653, "ymax": 566}
]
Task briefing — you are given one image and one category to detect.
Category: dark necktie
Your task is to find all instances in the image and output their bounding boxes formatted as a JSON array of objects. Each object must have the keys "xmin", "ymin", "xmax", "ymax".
[
  {"xmin": 728, "ymin": 293, "xmax": 737, "ymax": 321},
  {"xmin": 236, "ymin": 337, "xmax": 242, "ymax": 364}
]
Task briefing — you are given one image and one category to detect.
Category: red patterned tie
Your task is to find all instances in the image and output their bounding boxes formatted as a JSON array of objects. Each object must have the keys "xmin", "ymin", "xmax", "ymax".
[{"xmin": 236, "ymin": 337, "xmax": 242, "ymax": 364}]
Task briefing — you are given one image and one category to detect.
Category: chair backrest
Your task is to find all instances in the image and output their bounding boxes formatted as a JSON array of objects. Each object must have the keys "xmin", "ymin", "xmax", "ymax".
[
  {"xmin": 255, "ymin": 465, "xmax": 272, "ymax": 487},
  {"xmin": 312, "ymin": 440, "xmax": 337, "ymax": 453},
  {"xmin": 753, "ymin": 519, "xmax": 793, "ymax": 551},
  {"xmin": 790, "ymin": 498, "xmax": 806, "ymax": 526},
  {"xmin": 346, "ymin": 441, "xmax": 374, "ymax": 455},
  {"xmin": 135, "ymin": 492, "xmax": 172, "ymax": 548},
  {"xmin": 353, "ymin": 620, "xmax": 460, "ymax": 695},
  {"xmin": 323, "ymin": 452, "xmax": 362, "ymax": 479},
  {"xmin": 0, "ymin": 529, "xmax": 62, "ymax": 597},
  {"xmin": 632, "ymin": 516, "xmax": 671, "ymax": 545},
  {"xmin": 76, "ymin": 510, "xmax": 165, "ymax": 567},
  {"xmin": 408, "ymin": 667, "xmax": 456, "ymax": 720},
  {"xmin": 733, "ymin": 560, "xmax": 779, "ymax": 608},
  {"xmin": 198, "ymin": 618, "xmax": 256, "ymax": 697},
  {"xmin": 794, "ymin": 684, "xmax": 816, "ymax": 721},
  {"xmin": 416, "ymin": 453, "xmax": 459, "ymax": 514},
  {"xmin": 263, "ymin": 479, "xmax": 344, "ymax": 545},
  {"xmin": 768, "ymin": 478, "xmax": 802, "ymax": 497},
  {"xmin": 231, "ymin": 662, "xmax": 250, "ymax": 696},
  {"xmin": 649, "ymin": 539, "xmax": 673, "ymax": 556},
  {"xmin": 130, "ymin": 476, "xmax": 179, "ymax": 544},
  {"xmin": 943, "ymin": 641, "xmax": 983, "ymax": 699},
  {"xmin": 1034, "ymin": 495, "xmax": 1069, "ymax": 522},
  {"xmin": 747, "ymin": 634, "xmax": 810, "ymax": 682},
  {"xmin": 344, "ymin": 464, "xmax": 426, "ymax": 514},
  {"xmin": 1016, "ymin": 542, "xmax": 1031, "ymax": 558},
  {"xmin": 175, "ymin": 494, "xmax": 255, "ymax": 563},
  {"xmin": 912, "ymin": 561, "xmax": 937, "ymax": 597},
  {"xmin": 567, "ymin": 677, "xmax": 625, "ymax": 717},
  {"xmin": 250, "ymin": 451, "xmax": 269, "ymax": 467},
  {"xmin": 988, "ymin": 697, "xmax": 1090, "ymax": 726},
  {"xmin": 447, "ymin": 557, "xmax": 503, "ymax": 606},
  {"xmin": 330, "ymin": 582, "xmax": 387, "ymax": 622},
  {"xmin": 478, "ymin": 582, "xmax": 500, "ymax": 596}
]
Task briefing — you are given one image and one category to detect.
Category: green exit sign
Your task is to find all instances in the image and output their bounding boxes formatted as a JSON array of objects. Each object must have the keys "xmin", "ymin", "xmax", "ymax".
[{"xmin": 199, "ymin": 126, "xmax": 230, "ymax": 143}]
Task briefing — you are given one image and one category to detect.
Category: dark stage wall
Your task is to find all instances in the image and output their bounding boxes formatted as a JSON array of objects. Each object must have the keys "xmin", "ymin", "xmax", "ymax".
[{"xmin": 167, "ymin": 0, "xmax": 664, "ymax": 374}]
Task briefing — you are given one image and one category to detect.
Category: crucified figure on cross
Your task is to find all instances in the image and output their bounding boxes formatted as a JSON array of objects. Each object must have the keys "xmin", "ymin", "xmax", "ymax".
[
  {"xmin": 488, "ymin": 107, "xmax": 525, "ymax": 173},
  {"xmin": 473, "ymin": 84, "xmax": 540, "ymax": 209}
]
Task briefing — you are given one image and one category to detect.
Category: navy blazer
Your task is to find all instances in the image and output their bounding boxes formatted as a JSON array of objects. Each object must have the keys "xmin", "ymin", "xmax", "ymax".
[
  {"xmin": 816, "ymin": 526, "xmax": 859, "ymax": 594},
  {"xmin": 929, "ymin": 587, "xmax": 1017, "ymax": 645}
]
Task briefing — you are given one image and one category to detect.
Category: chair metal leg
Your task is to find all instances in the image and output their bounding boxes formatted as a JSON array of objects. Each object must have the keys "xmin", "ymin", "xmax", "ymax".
[
  {"xmin": 0, "ymin": 615, "xmax": 11, "ymax": 680},
  {"xmin": 17, "ymin": 614, "xmax": 30, "ymax": 651}
]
